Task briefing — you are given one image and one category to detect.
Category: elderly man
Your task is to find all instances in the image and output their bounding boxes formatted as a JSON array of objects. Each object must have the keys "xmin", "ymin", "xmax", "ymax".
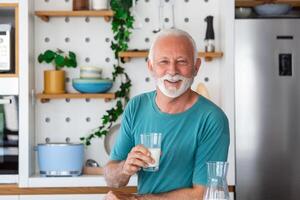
[{"xmin": 104, "ymin": 28, "xmax": 229, "ymax": 200}]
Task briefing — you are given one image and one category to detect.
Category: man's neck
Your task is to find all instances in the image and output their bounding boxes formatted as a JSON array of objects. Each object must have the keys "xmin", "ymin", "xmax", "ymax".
[{"xmin": 155, "ymin": 89, "xmax": 198, "ymax": 114}]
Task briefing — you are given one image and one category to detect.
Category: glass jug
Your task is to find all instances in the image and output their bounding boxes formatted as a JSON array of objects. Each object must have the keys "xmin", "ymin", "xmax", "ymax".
[{"xmin": 203, "ymin": 161, "xmax": 229, "ymax": 200}]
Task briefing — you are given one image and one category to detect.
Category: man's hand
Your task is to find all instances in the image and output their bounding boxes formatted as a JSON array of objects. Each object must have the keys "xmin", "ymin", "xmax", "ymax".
[
  {"xmin": 122, "ymin": 145, "xmax": 155, "ymax": 176},
  {"xmin": 104, "ymin": 191, "xmax": 138, "ymax": 200}
]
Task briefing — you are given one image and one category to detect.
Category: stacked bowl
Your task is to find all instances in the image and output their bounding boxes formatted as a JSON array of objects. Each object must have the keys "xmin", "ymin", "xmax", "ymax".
[{"xmin": 72, "ymin": 67, "xmax": 113, "ymax": 93}]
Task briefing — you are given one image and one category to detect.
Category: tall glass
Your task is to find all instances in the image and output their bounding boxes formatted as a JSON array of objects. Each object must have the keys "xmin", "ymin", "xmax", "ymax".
[
  {"xmin": 204, "ymin": 161, "xmax": 230, "ymax": 200},
  {"xmin": 140, "ymin": 133, "xmax": 162, "ymax": 172}
]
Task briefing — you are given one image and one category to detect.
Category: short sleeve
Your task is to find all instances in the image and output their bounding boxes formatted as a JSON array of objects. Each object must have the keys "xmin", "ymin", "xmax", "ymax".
[
  {"xmin": 192, "ymin": 110, "xmax": 230, "ymax": 186},
  {"xmin": 110, "ymin": 101, "xmax": 135, "ymax": 161}
]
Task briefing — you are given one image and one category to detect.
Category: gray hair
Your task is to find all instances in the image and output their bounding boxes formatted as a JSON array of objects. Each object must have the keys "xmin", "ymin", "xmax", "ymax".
[{"xmin": 148, "ymin": 29, "xmax": 198, "ymax": 64}]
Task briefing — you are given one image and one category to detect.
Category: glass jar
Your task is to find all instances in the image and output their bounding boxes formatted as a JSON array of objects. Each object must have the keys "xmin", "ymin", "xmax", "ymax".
[
  {"xmin": 203, "ymin": 161, "xmax": 230, "ymax": 200},
  {"xmin": 73, "ymin": 0, "xmax": 89, "ymax": 11}
]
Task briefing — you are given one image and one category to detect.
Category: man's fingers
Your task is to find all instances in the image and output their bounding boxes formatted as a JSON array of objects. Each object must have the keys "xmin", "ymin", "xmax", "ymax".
[
  {"xmin": 129, "ymin": 157, "xmax": 148, "ymax": 167},
  {"xmin": 130, "ymin": 152, "xmax": 153, "ymax": 164},
  {"xmin": 132, "ymin": 145, "xmax": 150, "ymax": 156}
]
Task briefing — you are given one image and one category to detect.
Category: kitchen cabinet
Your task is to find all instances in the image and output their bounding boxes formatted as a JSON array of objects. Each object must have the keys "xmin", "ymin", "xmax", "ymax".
[{"xmin": 19, "ymin": 194, "xmax": 105, "ymax": 200}]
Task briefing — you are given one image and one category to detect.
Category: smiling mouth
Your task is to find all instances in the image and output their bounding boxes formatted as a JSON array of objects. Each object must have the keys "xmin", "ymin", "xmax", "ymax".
[{"xmin": 164, "ymin": 80, "xmax": 182, "ymax": 87}]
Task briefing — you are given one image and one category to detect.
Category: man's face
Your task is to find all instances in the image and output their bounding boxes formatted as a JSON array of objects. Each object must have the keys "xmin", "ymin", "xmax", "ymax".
[{"xmin": 148, "ymin": 36, "xmax": 200, "ymax": 98}]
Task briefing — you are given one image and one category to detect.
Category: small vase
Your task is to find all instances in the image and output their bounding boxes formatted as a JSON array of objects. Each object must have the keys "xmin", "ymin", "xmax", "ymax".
[
  {"xmin": 43, "ymin": 70, "xmax": 66, "ymax": 94},
  {"xmin": 91, "ymin": 0, "xmax": 107, "ymax": 10}
]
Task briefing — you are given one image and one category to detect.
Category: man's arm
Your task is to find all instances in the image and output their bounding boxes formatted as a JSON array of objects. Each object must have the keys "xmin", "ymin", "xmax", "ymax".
[
  {"xmin": 104, "ymin": 145, "xmax": 154, "ymax": 188},
  {"xmin": 137, "ymin": 185, "xmax": 205, "ymax": 200},
  {"xmin": 104, "ymin": 160, "xmax": 131, "ymax": 188}
]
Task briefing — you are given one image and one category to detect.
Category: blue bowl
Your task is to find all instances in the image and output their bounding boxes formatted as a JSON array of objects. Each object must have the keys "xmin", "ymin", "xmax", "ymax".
[
  {"xmin": 254, "ymin": 4, "xmax": 291, "ymax": 16},
  {"xmin": 72, "ymin": 78, "xmax": 113, "ymax": 93}
]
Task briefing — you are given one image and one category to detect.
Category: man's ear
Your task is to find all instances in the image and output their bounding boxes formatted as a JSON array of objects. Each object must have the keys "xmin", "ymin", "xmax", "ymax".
[
  {"xmin": 194, "ymin": 58, "xmax": 201, "ymax": 76},
  {"xmin": 147, "ymin": 59, "xmax": 153, "ymax": 73}
]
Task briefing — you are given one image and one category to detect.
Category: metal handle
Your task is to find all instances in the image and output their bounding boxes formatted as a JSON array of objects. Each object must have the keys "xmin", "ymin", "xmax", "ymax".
[{"xmin": 0, "ymin": 99, "xmax": 12, "ymax": 105}]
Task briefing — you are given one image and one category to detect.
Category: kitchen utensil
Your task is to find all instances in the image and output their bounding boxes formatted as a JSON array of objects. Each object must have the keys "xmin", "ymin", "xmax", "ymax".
[
  {"xmin": 80, "ymin": 66, "xmax": 102, "ymax": 79},
  {"xmin": 153, "ymin": 0, "xmax": 164, "ymax": 33},
  {"xmin": 85, "ymin": 159, "xmax": 100, "ymax": 167},
  {"xmin": 104, "ymin": 123, "xmax": 121, "ymax": 155},
  {"xmin": 35, "ymin": 138, "xmax": 84, "ymax": 177},
  {"xmin": 254, "ymin": 3, "xmax": 291, "ymax": 16},
  {"xmin": 204, "ymin": 16, "xmax": 215, "ymax": 52},
  {"xmin": 170, "ymin": 0, "xmax": 175, "ymax": 28},
  {"xmin": 235, "ymin": 7, "xmax": 253, "ymax": 18},
  {"xmin": 196, "ymin": 82, "xmax": 210, "ymax": 99},
  {"xmin": 132, "ymin": 0, "xmax": 143, "ymax": 29},
  {"xmin": 204, "ymin": 161, "xmax": 230, "ymax": 200},
  {"xmin": 72, "ymin": 78, "xmax": 113, "ymax": 93}
]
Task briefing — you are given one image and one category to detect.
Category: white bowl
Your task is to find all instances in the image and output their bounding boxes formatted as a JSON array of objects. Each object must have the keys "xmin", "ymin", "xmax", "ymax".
[
  {"xmin": 235, "ymin": 7, "xmax": 252, "ymax": 18},
  {"xmin": 80, "ymin": 66, "xmax": 102, "ymax": 79},
  {"xmin": 254, "ymin": 3, "xmax": 292, "ymax": 16}
]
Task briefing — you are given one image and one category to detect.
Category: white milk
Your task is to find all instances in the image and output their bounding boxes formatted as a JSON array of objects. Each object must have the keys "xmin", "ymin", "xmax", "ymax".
[{"xmin": 148, "ymin": 148, "xmax": 161, "ymax": 167}]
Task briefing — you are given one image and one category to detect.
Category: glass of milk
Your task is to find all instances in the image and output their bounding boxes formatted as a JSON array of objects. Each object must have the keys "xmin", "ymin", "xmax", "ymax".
[{"xmin": 140, "ymin": 133, "xmax": 162, "ymax": 172}]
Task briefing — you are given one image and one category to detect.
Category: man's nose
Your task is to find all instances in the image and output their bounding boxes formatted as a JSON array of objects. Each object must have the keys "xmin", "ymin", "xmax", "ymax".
[{"xmin": 166, "ymin": 61, "xmax": 177, "ymax": 75}]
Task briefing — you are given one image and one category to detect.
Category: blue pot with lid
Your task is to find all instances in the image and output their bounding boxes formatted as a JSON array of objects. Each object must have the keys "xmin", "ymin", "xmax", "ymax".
[{"xmin": 35, "ymin": 137, "xmax": 84, "ymax": 177}]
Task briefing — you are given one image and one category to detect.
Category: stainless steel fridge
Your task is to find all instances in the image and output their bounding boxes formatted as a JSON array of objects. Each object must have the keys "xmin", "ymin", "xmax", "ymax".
[{"xmin": 235, "ymin": 19, "xmax": 300, "ymax": 200}]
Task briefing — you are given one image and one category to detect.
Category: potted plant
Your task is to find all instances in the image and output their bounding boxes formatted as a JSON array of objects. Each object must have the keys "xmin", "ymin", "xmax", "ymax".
[{"xmin": 38, "ymin": 49, "xmax": 77, "ymax": 94}]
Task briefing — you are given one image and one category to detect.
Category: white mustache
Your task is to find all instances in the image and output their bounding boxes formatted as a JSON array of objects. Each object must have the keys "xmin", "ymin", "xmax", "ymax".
[{"xmin": 161, "ymin": 74, "xmax": 184, "ymax": 82}]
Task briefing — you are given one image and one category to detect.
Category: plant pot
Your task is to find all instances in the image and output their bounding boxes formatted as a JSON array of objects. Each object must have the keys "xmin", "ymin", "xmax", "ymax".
[
  {"xmin": 43, "ymin": 70, "xmax": 66, "ymax": 94},
  {"xmin": 91, "ymin": 0, "xmax": 108, "ymax": 10}
]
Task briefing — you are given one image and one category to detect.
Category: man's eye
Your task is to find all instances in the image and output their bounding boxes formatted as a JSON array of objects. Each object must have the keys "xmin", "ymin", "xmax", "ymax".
[
  {"xmin": 178, "ymin": 60, "xmax": 188, "ymax": 65},
  {"xmin": 159, "ymin": 60, "xmax": 169, "ymax": 64}
]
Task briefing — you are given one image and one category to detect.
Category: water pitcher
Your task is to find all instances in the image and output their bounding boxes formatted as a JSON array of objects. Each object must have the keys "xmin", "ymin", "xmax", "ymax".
[{"xmin": 203, "ymin": 161, "xmax": 229, "ymax": 200}]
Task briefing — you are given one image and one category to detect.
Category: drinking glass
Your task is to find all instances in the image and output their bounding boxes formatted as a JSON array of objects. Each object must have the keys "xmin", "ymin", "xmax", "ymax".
[{"xmin": 140, "ymin": 133, "xmax": 162, "ymax": 172}]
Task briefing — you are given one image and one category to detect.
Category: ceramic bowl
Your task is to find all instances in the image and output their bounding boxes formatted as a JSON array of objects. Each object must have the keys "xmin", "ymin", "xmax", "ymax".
[
  {"xmin": 235, "ymin": 7, "xmax": 252, "ymax": 18},
  {"xmin": 254, "ymin": 3, "xmax": 292, "ymax": 16},
  {"xmin": 80, "ymin": 66, "xmax": 102, "ymax": 79},
  {"xmin": 72, "ymin": 78, "xmax": 113, "ymax": 93}
]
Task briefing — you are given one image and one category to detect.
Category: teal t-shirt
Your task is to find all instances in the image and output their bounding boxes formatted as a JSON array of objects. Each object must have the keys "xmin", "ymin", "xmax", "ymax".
[{"xmin": 110, "ymin": 91, "xmax": 230, "ymax": 194}]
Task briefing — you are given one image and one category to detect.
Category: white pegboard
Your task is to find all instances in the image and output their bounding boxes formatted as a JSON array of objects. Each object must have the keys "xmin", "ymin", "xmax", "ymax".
[{"xmin": 33, "ymin": 0, "xmax": 223, "ymax": 170}]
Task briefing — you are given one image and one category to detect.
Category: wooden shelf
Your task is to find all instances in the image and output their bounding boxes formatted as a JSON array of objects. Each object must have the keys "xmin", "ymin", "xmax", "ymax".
[
  {"xmin": 236, "ymin": 1, "xmax": 300, "ymax": 7},
  {"xmin": 36, "ymin": 93, "xmax": 116, "ymax": 103},
  {"xmin": 35, "ymin": 10, "xmax": 114, "ymax": 22},
  {"xmin": 119, "ymin": 50, "xmax": 223, "ymax": 62},
  {"xmin": 0, "ymin": 73, "xmax": 18, "ymax": 77}
]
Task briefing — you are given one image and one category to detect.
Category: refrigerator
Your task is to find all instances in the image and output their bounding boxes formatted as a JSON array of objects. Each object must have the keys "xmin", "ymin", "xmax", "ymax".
[{"xmin": 235, "ymin": 19, "xmax": 300, "ymax": 200}]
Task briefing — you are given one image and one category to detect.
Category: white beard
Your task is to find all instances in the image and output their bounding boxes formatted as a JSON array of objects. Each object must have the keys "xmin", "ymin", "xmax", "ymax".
[{"xmin": 155, "ymin": 74, "xmax": 194, "ymax": 98}]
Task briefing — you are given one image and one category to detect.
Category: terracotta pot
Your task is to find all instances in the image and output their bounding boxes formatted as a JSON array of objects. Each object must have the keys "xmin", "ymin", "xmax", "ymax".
[
  {"xmin": 43, "ymin": 70, "xmax": 66, "ymax": 94},
  {"xmin": 73, "ymin": 0, "xmax": 89, "ymax": 11}
]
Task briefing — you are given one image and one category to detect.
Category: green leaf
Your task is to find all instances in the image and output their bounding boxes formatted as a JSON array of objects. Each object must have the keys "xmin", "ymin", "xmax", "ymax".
[
  {"xmin": 69, "ymin": 51, "xmax": 76, "ymax": 60},
  {"xmin": 44, "ymin": 50, "xmax": 55, "ymax": 63},
  {"xmin": 55, "ymin": 55, "xmax": 65, "ymax": 68}
]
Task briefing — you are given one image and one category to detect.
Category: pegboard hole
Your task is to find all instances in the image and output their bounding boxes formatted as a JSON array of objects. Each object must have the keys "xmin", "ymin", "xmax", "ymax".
[
  {"xmin": 184, "ymin": 17, "xmax": 189, "ymax": 23},
  {"xmin": 145, "ymin": 0, "xmax": 150, "ymax": 2},
  {"xmin": 44, "ymin": 37, "xmax": 50, "ymax": 43},
  {"xmin": 204, "ymin": 77, "xmax": 209, "ymax": 82},
  {"xmin": 145, "ymin": 17, "xmax": 150, "ymax": 23},
  {"xmin": 85, "ymin": 37, "xmax": 90, "ymax": 43},
  {"xmin": 65, "ymin": 37, "xmax": 70, "ymax": 43},
  {"xmin": 145, "ymin": 37, "xmax": 150, "ymax": 43},
  {"xmin": 44, "ymin": 0, "xmax": 49, "ymax": 2},
  {"xmin": 85, "ymin": 98, "xmax": 90, "ymax": 102},
  {"xmin": 66, "ymin": 77, "xmax": 70, "ymax": 83},
  {"xmin": 65, "ymin": 117, "xmax": 71, "ymax": 122},
  {"xmin": 85, "ymin": 17, "xmax": 90, "ymax": 23},
  {"xmin": 185, "ymin": 0, "xmax": 189, "ymax": 2},
  {"xmin": 45, "ymin": 117, "xmax": 50, "ymax": 123},
  {"xmin": 105, "ymin": 57, "xmax": 110, "ymax": 63},
  {"xmin": 65, "ymin": 17, "xmax": 70, "ymax": 23},
  {"xmin": 65, "ymin": 98, "xmax": 70, "ymax": 103},
  {"xmin": 145, "ymin": 77, "xmax": 150, "ymax": 82},
  {"xmin": 164, "ymin": 18, "xmax": 169, "ymax": 23},
  {"xmin": 105, "ymin": 37, "xmax": 110, "ymax": 43},
  {"xmin": 86, "ymin": 117, "xmax": 91, "ymax": 122},
  {"xmin": 65, "ymin": 0, "xmax": 69, "ymax": 2},
  {"xmin": 85, "ymin": 57, "xmax": 90, "ymax": 63}
]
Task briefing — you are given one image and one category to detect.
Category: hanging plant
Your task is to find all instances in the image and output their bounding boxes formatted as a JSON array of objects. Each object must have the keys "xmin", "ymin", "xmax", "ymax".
[{"xmin": 80, "ymin": 0, "xmax": 135, "ymax": 145}]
